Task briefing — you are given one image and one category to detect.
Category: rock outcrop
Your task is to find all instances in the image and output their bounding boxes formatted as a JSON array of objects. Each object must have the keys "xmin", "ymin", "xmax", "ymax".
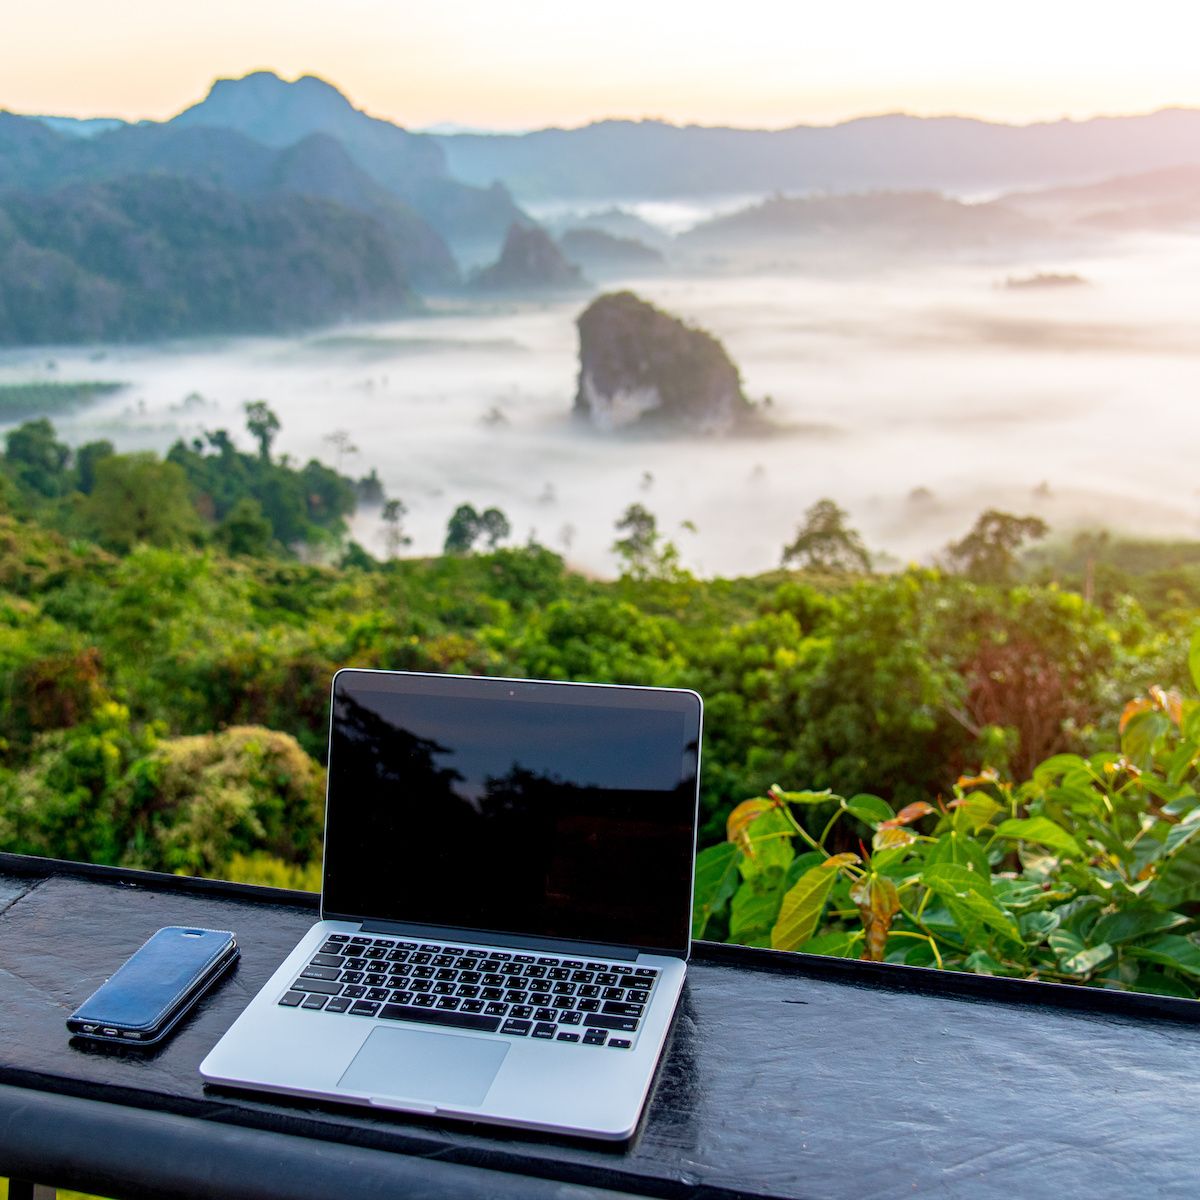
[
  {"xmin": 573, "ymin": 291, "xmax": 753, "ymax": 434},
  {"xmin": 471, "ymin": 223, "xmax": 585, "ymax": 292}
]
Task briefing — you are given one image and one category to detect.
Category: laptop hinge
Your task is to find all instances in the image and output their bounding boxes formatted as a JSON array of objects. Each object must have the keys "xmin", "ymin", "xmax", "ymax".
[{"xmin": 357, "ymin": 919, "xmax": 640, "ymax": 962}]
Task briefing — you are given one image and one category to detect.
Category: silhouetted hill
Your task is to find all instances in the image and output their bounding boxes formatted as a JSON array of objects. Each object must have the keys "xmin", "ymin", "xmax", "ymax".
[
  {"xmin": 471, "ymin": 222, "xmax": 586, "ymax": 291},
  {"xmin": 0, "ymin": 115, "xmax": 458, "ymax": 286},
  {"xmin": 574, "ymin": 291, "xmax": 754, "ymax": 434},
  {"xmin": 558, "ymin": 228, "xmax": 663, "ymax": 275},
  {"xmin": 436, "ymin": 109, "xmax": 1200, "ymax": 203},
  {"xmin": 171, "ymin": 71, "xmax": 524, "ymax": 250},
  {"xmin": 1001, "ymin": 165, "xmax": 1200, "ymax": 232},
  {"xmin": 0, "ymin": 175, "xmax": 418, "ymax": 344},
  {"xmin": 679, "ymin": 190, "xmax": 1048, "ymax": 259}
]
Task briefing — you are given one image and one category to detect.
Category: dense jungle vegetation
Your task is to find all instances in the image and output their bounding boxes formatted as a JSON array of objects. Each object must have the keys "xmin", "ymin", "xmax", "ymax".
[{"xmin": 2, "ymin": 408, "xmax": 1199, "ymax": 995}]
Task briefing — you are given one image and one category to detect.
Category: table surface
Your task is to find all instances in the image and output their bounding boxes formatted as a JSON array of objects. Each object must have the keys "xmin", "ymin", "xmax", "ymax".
[{"xmin": 1, "ymin": 854, "xmax": 1199, "ymax": 1200}]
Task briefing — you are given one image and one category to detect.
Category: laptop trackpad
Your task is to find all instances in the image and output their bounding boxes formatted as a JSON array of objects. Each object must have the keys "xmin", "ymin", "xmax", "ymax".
[{"xmin": 339, "ymin": 1027, "xmax": 510, "ymax": 1108}]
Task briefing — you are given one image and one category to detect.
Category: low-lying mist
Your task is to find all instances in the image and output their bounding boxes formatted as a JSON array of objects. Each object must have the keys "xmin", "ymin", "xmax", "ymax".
[{"xmin": 4, "ymin": 230, "xmax": 1198, "ymax": 578}]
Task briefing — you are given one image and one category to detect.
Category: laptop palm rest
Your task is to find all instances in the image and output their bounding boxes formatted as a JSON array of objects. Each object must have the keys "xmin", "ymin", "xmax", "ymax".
[{"xmin": 339, "ymin": 1027, "xmax": 510, "ymax": 1108}]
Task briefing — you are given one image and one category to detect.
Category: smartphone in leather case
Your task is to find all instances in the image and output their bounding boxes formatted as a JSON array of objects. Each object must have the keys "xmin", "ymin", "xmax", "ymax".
[{"xmin": 67, "ymin": 926, "xmax": 239, "ymax": 1045}]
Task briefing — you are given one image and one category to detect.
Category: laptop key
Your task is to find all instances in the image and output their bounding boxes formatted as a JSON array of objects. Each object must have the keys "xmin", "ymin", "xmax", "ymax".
[
  {"xmin": 583, "ymin": 1029, "xmax": 608, "ymax": 1045},
  {"xmin": 326, "ymin": 997, "xmax": 352, "ymax": 1013},
  {"xmin": 414, "ymin": 994, "xmax": 437, "ymax": 1008},
  {"xmin": 278, "ymin": 991, "xmax": 305, "ymax": 1007},
  {"xmin": 366, "ymin": 988, "xmax": 390, "ymax": 1002},
  {"xmin": 510, "ymin": 1004, "xmax": 533, "ymax": 1019},
  {"xmin": 481, "ymin": 987, "xmax": 503, "ymax": 1000},
  {"xmin": 461, "ymin": 999, "xmax": 485, "ymax": 1013},
  {"xmin": 457, "ymin": 984, "xmax": 480, "ymax": 998},
  {"xmin": 602, "ymin": 987, "xmax": 624, "ymax": 1000},
  {"xmin": 608, "ymin": 1038, "xmax": 633, "ymax": 1049},
  {"xmin": 390, "ymin": 989, "xmax": 414, "ymax": 1005},
  {"xmin": 595, "ymin": 973, "xmax": 618, "ymax": 986},
  {"xmin": 501, "ymin": 1018, "xmax": 532, "ymax": 1036},
  {"xmin": 585, "ymin": 962, "xmax": 607, "ymax": 971},
  {"xmin": 602, "ymin": 1001, "xmax": 645, "ymax": 1019},
  {"xmin": 579, "ymin": 985, "xmax": 600, "ymax": 998},
  {"xmin": 342, "ymin": 985, "xmax": 367, "ymax": 999},
  {"xmin": 301, "ymin": 995, "xmax": 327, "ymax": 1010},
  {"xmin": 563, "ymin": 960, "xmax": 585, "ymax": 969},
  {"xmin": 534, "ymin": 1008, "xmax": 556, "ymax": 1022},
  {"xmin": 327, "ymin": 934, "xmax": 349, "ymax": 943},
  {"xmin": 484, "ymin": 1002, "xmax": 508, "ymax": 1016},
  {"xmin": 436, "ymin": 996, "xmax": 462, "ymax": 1010},
  {"xmin": 571, "ymin": 971, "xmax": 594, "ymax": 983},
  {"xmin": 560, "ymin": 1010, "xmax": 583, "ymax": 1025},
  {"xmin": 309, "ymin": 953, "xmax": 343, "ymax": 968},
  {"xmin": 529, "ymin": 992, "xmax": 551, "ymax": 1007},
  {"xmin": 294, "ymin": 978, "xmax": 343, "ymax": 996},
  {"xmin": 577, "ymin": 999, "xmax": 601, "ymax": 1012},
  {"xmin": 532, "ymin": 1022, "xmax": 556, "ymax": 1039},
  {"xmin": 350, "ymin": 1001, "xmax": 380, "ymax": 1017},
  {"xmin": 584, "ymin": 1013, "xmax": 638, "ymax": 1032},
  {"xmin": 340, "ymin": 971, "xmax": 364, "ymax": 984},
  {"xmin": 634, "ymin": 968, "xmax": 658, "ymax": 978},
  {"xmin": 553, "ymin": 996, "xmax": 574, "ymax": 1010},
  {"xmin": 557, "ymin": 1032, "xmax": 580, "ymax": 1042},
  {"xmin": 513, "ymin": 954, "xmax": 536, "ymax": 963},
  {"xmin": 300, "ymin": 966, "xmax": 340, "ymax": 982},
  {"xmin": 618, "ymin": 975, "xmax": 644, "ymax": 990},
  {"xmin": 433, "ymin": 983, "xmax": 455, "ymax": 995},
  {"xmin": 627, "ymin": 989, "xmax": 650, "ymax": 1004},
  {"xmin": 364, "ymin": 973, "xmax": 387, "ymax": 987}
]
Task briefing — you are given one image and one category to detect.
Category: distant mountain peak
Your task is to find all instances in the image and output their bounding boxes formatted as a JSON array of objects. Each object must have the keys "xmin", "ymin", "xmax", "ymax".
[{"xmin": 174, "ymin": 70, "xmax": 368, "ymax": 144}]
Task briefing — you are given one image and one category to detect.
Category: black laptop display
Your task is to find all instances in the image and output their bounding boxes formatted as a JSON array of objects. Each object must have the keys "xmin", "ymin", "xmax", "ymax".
[{"xmin": 323, "ymin": 671, "xmax": 701, "ymax": 955}]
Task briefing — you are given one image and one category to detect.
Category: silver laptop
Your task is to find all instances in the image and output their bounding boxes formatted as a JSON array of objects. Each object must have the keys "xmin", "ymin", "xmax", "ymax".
[{"xmin": 201, "ymin": 668, "xmax": 702, "ymax": 1140}]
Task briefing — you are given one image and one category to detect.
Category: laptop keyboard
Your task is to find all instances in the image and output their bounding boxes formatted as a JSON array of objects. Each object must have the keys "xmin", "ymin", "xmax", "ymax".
[{"xmin": 277, "ymin": 934, "xmax": 661, "ymax": 1049}]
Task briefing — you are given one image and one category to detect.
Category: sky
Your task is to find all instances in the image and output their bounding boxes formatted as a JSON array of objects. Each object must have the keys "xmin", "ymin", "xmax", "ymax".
[{"xmin": 5, "ymin": 1, "xmax": 1200, "ymax": 131}]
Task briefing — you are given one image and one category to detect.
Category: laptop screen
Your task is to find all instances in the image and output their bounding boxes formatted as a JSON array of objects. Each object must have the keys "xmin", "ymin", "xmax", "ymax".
[{"xmin": 322, "ymin": 670, "xmax": 702, "ymax": 956}]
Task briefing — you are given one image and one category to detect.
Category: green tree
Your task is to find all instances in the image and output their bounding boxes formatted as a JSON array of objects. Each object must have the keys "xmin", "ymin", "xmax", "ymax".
[
  {"xmin": 781, "ymin": 498, "xmax": 871, "ymax": 573},
  {"xmin": 244, "ymin": 401, "xmax": 281, "ymax": 462},
  {"xmin": 216, "ymin": 496, "xmax": 274, "ymax": 557},
  {"xmin": 946, "ymin": 509, "xmax": 1049, "ymax": 584},
  {"xmin": 74, "ymin": 439, "xmax": 115, "ymax": 495},
  {"xmin": 80, "ymin": 453, "xmax": 202, "ymax": 553},
  {"xmin": 479, "ymin": 506, "xmax": 511, "ymax": 549},
  {"xmin": 611, "ymin": 502, "xmax": 687, "ymax": 580},
  {"xmin": 382, "ymin": 498, "xmax": 412, "ymax": 557},
  {"xmin": 445, "ymin": 504, "xmax": 481, "ymax": 554},
  {"xmin": 4, "ymin": 418, "xmax": 71, "ymax": 498}
]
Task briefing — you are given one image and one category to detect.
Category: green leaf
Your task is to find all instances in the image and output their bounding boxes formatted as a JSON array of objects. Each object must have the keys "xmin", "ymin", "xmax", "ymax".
[
  {"xmin": 1189, "ymin": 630, "xmax": 1200, "ymax": 694},
  {"xmin": 963, "ymin": 949, "xmax": 1005, "ymax": 975},
  {"xmin": 991, "ymin": 878, "xmax": 1046, "ymax": 909},
  {"xmin": 692, "ymin": 842, "xmax": 741, "ymax": 938},
  {"xmin": 1121, "ymin": 710, "xmax": 1171, "ymax": 768},
  {"xmin": 729, "ymin": 879, "xmax": 783, "ymax": 947},
  {"xmin": 1018, "ymin": 910, "xmax": 1060, "ymax": 940},
  {"xmin": 776, "ymin": 788, "xmax": 835, "ymax": 805},
  {"xmin": 842, "ymin": 793, "xmax": 894, "ymax": 826},
  {"xmin": 949, "ymin": 795, "xmax": 1001, "ymax": 833},
  {"xmin": 921, "ymin": 863, "xmax": 1020, "ymax": 941},
  {"xmin": 771, "ymin": 861, "xmax": 844, "ymax": 951},
  {"xmin": 797, "ymin": 930, "xmax": 862, "ymax": 958},
  {"xmin": 783, "ymin": 850, "xmax": 826, "ymax": 890},
  {"xmin": 736, "ymin": 806, "xmax": 795, "ymax": 880},
  {"xmin": 994, "ymin": 816, "xmax": 1083, "ymax": 859},
  {"xmin": 921, "ymin": 861, "xmax": 995, "ymax": 899},
  {"xmin": 1031, "ymin": 753, "xmax": 1089, "ymax": 785},
  {"xmin": 1128, "ymin": 934, "xmax": 1200, "ymax": 980},
  {"xmin": 1165, "ymin": 808, "xmax": 1200, "ymax": 857},
  {"xmin": 1130, "ymin": 968, "xmax": 1197, "ymax": 999},
  {"xmin": 1162, "ymin": 792, "xmax": 1200, "ymax": 818},
  {"xmin": 1090, "ymin": 906, "xmax": 1187, "ymax": 946},
  {"xmin": 926, "ymin": 829, "xmax": 991, "ymax": 878},
  {"xmin": 1061, "ymin": 942, "xmax": 1114, "ymax": 976}
]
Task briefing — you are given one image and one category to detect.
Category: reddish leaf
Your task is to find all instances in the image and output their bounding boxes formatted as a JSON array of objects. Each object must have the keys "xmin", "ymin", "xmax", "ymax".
[
  {"xmin": 879, "ymin": 801, "xmax": 936, "ymax": 830},
  {"xmin": 849, "ymin": 874, "xmax": 901, "ymax": 962}
]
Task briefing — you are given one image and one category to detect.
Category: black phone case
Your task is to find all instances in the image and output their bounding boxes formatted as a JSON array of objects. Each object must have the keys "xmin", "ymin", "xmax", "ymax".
[{"xmin": 67, "ymin": 925, "xmax": 238, "ymax": 1045}]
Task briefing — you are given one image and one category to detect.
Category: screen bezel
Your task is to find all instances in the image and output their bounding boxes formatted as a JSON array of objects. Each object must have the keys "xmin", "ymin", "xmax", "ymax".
[{"xmin": 319, "ymin": 668, "xmax": 703, "ymax": 959}]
